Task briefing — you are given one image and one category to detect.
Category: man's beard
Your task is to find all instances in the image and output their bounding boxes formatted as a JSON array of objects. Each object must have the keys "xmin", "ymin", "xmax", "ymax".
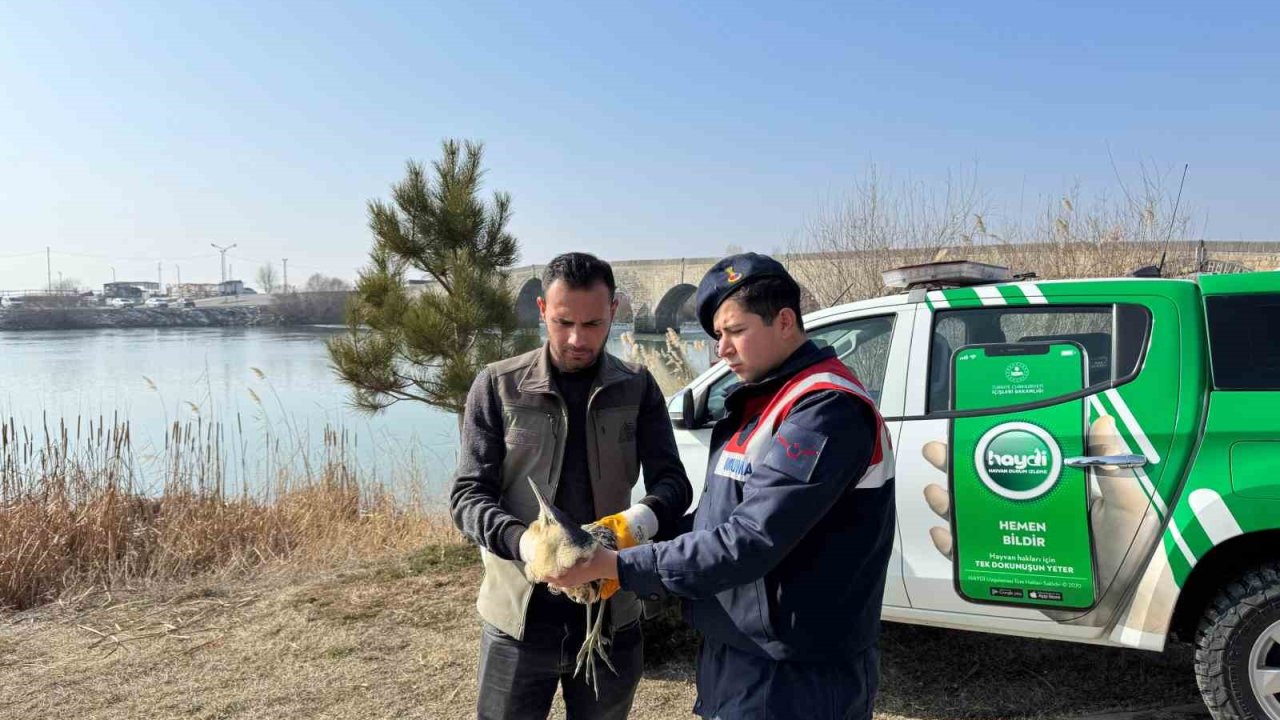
[{"xmin": 558, "ymin": 343, "xmax": 601, "ymax": 371}]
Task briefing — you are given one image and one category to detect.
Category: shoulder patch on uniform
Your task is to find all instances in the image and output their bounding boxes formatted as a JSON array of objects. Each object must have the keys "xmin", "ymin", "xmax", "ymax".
[{"xmin": 762, "ymin": 423, "xmax": 828, "ymax": 483}]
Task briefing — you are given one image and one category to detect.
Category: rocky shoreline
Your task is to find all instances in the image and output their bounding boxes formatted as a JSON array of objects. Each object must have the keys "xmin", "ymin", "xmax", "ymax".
[{"xmin": 0, "ymin": 306, "xmax": 279, "ymax": 331}]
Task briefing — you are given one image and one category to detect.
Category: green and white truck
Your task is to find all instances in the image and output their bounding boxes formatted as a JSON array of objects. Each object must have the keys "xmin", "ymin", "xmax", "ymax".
[{"xmin": 668, "ymin": 262, "xmax": 1280, "ymax": 720}]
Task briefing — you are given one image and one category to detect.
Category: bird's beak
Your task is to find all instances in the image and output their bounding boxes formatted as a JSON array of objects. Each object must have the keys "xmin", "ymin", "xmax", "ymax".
[{"xmin": 528, "ymin": 477, "xmax": 555, "ymax": 519}]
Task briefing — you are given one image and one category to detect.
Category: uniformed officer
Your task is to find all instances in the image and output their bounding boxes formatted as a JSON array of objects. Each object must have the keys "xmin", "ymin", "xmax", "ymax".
[{"xmin": 550, "ymin": 252, "xmax": 897, "ymax": 720}]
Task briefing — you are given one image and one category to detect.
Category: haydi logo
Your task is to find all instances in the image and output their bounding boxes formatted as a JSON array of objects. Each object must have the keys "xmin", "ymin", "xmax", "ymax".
[
  {"xmin": 986, "ymin": 446, "xmax": 1048, "ymax": 472},
  {"xmin": 973, "ymin": 422, "xmax": 1062, "ymax": 501}
]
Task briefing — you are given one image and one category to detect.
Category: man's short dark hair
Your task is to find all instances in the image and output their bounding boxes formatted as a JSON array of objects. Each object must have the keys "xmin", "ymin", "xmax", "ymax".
[
  {"xmin": 725, "ymin": 277, "xmax": 805, "ymax": 332},
  {"xmin": 541, "ymin": 252, "xmax": 616, "ymax": 299}
]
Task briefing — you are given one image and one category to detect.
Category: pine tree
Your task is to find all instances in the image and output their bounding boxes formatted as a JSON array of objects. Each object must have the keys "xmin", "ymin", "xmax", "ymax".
[{"xmin": 328, "ymin": 140, "xmax": 535, "ymax": 418}]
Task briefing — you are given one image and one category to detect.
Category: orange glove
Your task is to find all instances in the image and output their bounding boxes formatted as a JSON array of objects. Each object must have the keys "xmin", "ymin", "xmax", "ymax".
[{"xmin": 588, "ymin": 504, "xmax": 658, "ymax": 600}]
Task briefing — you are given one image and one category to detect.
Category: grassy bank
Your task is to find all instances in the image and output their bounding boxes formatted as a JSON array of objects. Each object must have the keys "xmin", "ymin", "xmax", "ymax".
[
  {"xmin": 0, "ymin": 414, "xmax": 448, "ymax": 611},
  {"xmin": 0, "ymin": 539, "xmax": 1207, "ymax": 720},
  {"xmin": 0, "ymin": 417, "xmax": 1208, "ymax": 719}
]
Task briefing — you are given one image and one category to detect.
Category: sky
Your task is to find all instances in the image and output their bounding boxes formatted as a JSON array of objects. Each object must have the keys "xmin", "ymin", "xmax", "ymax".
[{"xmin": 1, "ymin": 0, "xmax": 1278, "ymax": 292}]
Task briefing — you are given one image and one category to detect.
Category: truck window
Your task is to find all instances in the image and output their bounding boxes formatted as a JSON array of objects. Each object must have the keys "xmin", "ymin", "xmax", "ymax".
[
  {"xmin": 928, "ymin": 304, "xmax": 1152, "ymax": 413},
  {"xmin": 706, "ymin": 314, "xmax": 896, "ymax": 420},
  {"xmin": 1205, "ymin": 293, "xmax": 1280, "ymax": 390}
]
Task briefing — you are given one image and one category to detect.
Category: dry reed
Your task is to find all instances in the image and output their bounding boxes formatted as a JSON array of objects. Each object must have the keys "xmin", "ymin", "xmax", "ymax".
[
  {"xmin": 620, "ymin": 329, "xmax": 704, "ymax": 394},
  {"xmin": 0, "ymin": 413, "xmax": 460, "ymax": 611},
  {"xmin": 787, "ymin": 167, "xmax": 1211, "ymax": 307}
]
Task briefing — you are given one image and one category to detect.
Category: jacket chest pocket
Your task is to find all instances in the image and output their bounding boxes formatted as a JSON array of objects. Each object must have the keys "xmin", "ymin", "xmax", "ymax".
[
  {"xmin": 501, "ymin": 406, "xmax": 557, "ymax": 517},
  {"xmin": 593, "ymin": 405, "xmax": 640, "ymax": 490}
]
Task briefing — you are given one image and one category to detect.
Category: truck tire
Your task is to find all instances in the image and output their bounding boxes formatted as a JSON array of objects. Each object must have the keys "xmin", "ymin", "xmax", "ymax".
[{"xmin": 1195, "ymin": 563, "xmax": 1280, "ymax": 720}]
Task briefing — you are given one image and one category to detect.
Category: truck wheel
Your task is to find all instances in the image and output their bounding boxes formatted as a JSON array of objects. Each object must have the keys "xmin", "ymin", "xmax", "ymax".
[{"xmin": 1195, "ymin": 563, "xmax": 1280, "ymax": 720}]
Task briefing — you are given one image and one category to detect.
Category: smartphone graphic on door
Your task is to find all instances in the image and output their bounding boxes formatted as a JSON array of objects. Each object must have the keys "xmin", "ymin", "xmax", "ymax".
[{"xmin": 949, "ymin": 342, "xmax": 1097, "ymax": 610}]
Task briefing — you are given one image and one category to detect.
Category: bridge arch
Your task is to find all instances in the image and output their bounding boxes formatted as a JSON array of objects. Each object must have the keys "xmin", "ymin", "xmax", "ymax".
[
  {"xmin": 515, "ymin": 277, "xmax": 542, "ymax": 328},
  {"xmin": 614, "ymin": 292, "xmax": 635, "ymax": 324},
  {"xmin": 654, "ymin": 283, "xmax": 698, "ymax": 334}
]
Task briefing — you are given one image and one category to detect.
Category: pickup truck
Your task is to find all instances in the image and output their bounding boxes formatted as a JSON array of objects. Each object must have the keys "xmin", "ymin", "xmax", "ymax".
[{"xmin": 667, "ymin": 263, "xmax": 1280, "ymax": 720}]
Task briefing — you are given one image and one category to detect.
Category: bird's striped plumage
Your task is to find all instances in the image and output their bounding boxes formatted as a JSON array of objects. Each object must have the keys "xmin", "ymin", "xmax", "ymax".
[{"xmin": 522, "ymin": 478, "xmax": 619, "ymax": 694}]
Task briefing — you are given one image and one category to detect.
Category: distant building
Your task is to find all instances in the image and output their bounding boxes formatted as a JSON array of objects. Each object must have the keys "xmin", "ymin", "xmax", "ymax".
[
  {"xmin": 103, "ymin": 282, "xmax": 155, "ymax": 299},
  {"xmin": 170, "ymin": 282, "xmax": 216, "ymax": 299},
  {"xmin": 169, "ymin": 280, "xmax": 245, "ymax": 298},
  {"xmin": 406, "ymin": 277, "xmax": 442, "ymax": 298}
]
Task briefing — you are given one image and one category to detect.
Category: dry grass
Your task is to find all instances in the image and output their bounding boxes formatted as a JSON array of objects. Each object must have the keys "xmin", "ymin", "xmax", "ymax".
[
  {"xmin": 0, "ymin": 538, "xmax": 1207, "ymax": 720},
  {"xmin": 787, "ymin": 167, "xmax": 1207, "ymax": 308},
  {"xmin": 620, "ymin": 329, "xmax": 705, "ymax": 395},
  {"xmin": 0, "ymin": 414, "xmax": 453, "ymax": 612}
]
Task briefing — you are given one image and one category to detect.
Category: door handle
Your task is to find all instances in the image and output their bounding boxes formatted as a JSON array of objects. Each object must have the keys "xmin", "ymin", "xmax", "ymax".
[{"xmin": 1064, "ymin": 454, "xmax": 1148, "ymax": 469}]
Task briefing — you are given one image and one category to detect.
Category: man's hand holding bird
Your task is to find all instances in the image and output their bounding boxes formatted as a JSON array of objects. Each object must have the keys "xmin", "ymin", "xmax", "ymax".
[
  {"xmin": 546, "ymin": 546, "xmax": 618, "ymax": 591},
  {"xmin": 558, "ymin": 503, "xmax": 655, "ymax": 598},
  {"xmin": 524, "ymin": 487, "xmax": 654, "ymax": 599}
]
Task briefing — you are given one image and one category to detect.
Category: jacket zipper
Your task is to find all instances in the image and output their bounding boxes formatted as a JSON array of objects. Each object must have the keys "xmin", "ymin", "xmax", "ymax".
[{"xmin": 546, "ymin": 402, "xmax": 567, "ymax": 498}]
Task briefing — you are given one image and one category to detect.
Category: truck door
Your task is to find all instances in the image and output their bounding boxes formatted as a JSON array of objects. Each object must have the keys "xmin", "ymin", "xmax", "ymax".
[{"xmin": 896, "ymin": 284, "xmax": 1193, "ymax": 625}]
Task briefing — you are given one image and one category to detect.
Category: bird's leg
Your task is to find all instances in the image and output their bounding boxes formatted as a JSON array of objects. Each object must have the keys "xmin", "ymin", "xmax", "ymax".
[
  {"xmin": 590, "ymin": 598, "xmax": 616, "ymax": 676},
  {"xmin": 596, "ymin": 600, "xmax": 615, "ymax": 655},
  {"xmin": 575, "ymin": 600, "xmax": 594, "ymax": 678},
  {"xmin": 585, "ymin": 601, "xmax": 601, "ymax": 694},
  {"xmin": 586, "ymin": 600, "xmax": 603, "ymax": 698}
]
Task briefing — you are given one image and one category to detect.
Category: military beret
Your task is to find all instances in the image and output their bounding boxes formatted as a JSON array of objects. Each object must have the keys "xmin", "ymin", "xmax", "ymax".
[{"xmin": 695, "ymin": 252, "xmax": 799, "ymax": 336}]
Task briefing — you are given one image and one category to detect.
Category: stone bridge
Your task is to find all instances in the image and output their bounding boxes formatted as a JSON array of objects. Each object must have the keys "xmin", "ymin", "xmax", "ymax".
[
  {"xmin": 509, "ymin": 256, "xmax": 721, "ymax": 333},
  {"xmin": 503, "ymin": 241, "xmax": 1280, "ymax": 333},
  {"xmin": 508, "ymin": 256, "xmax": 837, "ymax": 332}
]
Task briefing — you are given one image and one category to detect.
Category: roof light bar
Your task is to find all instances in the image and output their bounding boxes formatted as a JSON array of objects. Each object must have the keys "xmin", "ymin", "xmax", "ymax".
[{"xmin": 882, "ymin": 260, "xmax": 1012, "ymax": 290}]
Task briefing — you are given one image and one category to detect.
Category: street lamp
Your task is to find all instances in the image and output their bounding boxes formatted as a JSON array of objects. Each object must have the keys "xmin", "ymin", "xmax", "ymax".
[{"xmin": 211, "ymin": 243, "xmax": 237, "ymax": 302}]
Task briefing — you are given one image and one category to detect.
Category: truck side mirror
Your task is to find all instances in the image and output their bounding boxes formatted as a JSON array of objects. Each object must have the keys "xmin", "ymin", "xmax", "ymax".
[{"xmin": 682, "ymin": 388, "xmax": 708, "ymax": 430}]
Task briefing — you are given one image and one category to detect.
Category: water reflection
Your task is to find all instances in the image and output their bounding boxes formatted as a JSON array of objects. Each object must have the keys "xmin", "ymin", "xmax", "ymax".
[{"xmin": 0, "ymin": 325, "xmax": 716, "ymax": 498}]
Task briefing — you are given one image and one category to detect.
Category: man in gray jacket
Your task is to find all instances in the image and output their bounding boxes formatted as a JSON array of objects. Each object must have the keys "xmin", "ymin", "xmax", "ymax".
[{"xmin": 451, "ymin": 252, "xmax": 693, "ymax": 720}]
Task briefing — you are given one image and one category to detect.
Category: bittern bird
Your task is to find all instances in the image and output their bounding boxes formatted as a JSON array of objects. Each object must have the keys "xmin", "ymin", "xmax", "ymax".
[{"xmin": 523, "ymin": 478, "xmax": 619, "ymax": 695}]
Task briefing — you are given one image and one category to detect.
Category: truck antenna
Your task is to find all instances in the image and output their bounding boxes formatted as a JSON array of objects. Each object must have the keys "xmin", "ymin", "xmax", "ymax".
[{"xmin": 1156, "ymin": 164, "xmax": 1189, "ymax": 277}]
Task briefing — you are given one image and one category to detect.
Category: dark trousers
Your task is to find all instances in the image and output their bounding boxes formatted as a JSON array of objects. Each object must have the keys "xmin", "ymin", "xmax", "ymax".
[
  {"xmin": 476, "ymin": 621, "xmax": 643, "ymax": 720},
  {"xmin": 693, "ymin": 640, "xmax": 879, "ymax": 720}
]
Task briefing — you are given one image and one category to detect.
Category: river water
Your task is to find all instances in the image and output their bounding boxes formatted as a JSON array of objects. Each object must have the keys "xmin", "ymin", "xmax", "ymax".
[{"xmin": 0, "ymin": 326, "xmax": 715, "ymax": 500}]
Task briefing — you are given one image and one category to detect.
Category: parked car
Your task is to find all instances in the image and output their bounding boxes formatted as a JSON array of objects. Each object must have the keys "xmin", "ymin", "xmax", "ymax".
[
  {"xmin": 107, "ymin": 297, "xmax": 136, "ymax": 308},
  {"xmin": 665, "ymin": 261, "xmax": 1280, "ymax": 720},
  {"xmin": 143, "ymin": 297, "xmax": 170, "ymax": 308},
  {"xmin": 176, "ymin": 298, "xmax": 196, "ymax": 308},
  {"xmin": 0, "ymin": 296, "xmax": 24, "ymax": 308}
]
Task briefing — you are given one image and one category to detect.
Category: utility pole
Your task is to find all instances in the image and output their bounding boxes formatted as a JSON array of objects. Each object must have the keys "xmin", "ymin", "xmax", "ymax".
[
  {"xmin": 157, "ymin": 262, "xmax": 162, "ymax": 294},
  {"xmin": 46, "ymin": 247, "xmax": 51, "ymax": 292},
  {"xmin": 282, "ymin": 258, "xmax": 288, "ymax": 293},
  {"xmin": 210, "ymin": 243, "xmax": 237, "ymax": 284},
  {"xmin": 110, "ymin": 266, "xmax": 116, "ymax": 283},
  {"xmin": 176, "ymin": 265, "xmax": 181, "ymax": 289}
]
